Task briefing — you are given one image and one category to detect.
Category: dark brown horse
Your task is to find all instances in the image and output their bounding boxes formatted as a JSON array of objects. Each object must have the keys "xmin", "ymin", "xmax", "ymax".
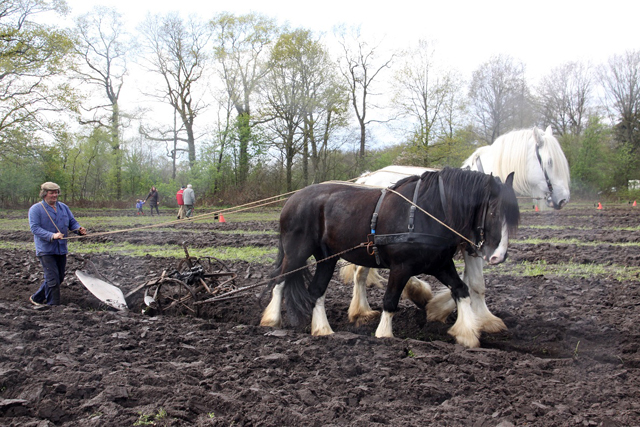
[{"xmin": 261, "ymin": 167, "xmax": 519, "ymax": 347}]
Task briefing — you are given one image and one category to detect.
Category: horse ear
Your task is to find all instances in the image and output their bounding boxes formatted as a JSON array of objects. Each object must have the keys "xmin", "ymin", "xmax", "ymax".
[
  {"xmin": 505, "ymin": 172, "xmax": 515, "ymax": 188},
  {"xmin": 545, "ymin": 125, "xmax": 553, "ymax": 136},
  {"xmin": 533, "ymin": 127, "xmax": 545, "ymax": 148}
]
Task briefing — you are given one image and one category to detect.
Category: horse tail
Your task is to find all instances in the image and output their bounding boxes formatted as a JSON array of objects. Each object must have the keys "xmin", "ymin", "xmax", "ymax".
[
  {"xmin": 265, "ymin": 235, "xmax": 315, "ymax": 326},
  {"xmin": 282, "ymin": 267, "xmax": 314, "ymax": 327},
  {"xmin": 268, "ymin": 236, "xmax": 286, "ymax": 283}
]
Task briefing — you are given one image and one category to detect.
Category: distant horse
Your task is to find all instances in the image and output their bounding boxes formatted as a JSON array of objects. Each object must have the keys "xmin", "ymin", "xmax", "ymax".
[
  {"xmin": 261, "ymin": 168, "xmax": 519, "ymax": 348},
  {"xmin": 342, "ymin": 126, "xmax": 570, "ymax": 334}
]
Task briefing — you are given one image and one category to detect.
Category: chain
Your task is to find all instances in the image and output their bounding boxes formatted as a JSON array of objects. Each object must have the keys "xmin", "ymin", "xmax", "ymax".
[{"xmin": 195, "ymin": 242, "xmax": 367, "ymax": 304}]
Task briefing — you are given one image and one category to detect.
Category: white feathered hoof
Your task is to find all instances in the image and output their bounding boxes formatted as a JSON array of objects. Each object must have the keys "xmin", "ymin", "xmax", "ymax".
[
  {"xmin": 447, "ymin": 297, "xmax": 481, "ymax": 348},
  {"xmin": 448, "ymin": 324, "xmax": 481, "ymax": 348},
  {"xmin": 311, "ymin": 324, "xmax": 334, "ymax": 336},
  {"xmin": 402, "ymin": 277, "xmax": 433, "ymax": 309},
  {"xmin": 426, "ymin": 291, "xmax": 456, "ymax": 323},
  {"xmin": 260, "ymin": 314, "xmax": 282, "ymax": 328},
  {"xmin": 352, "ymin": 310, "xmax": 380, "ymax": 327},
  {"xmin": 479, "ymin": 315, "xmax": 507, "ymax": 333},
  {"xmin": 311, "ymin": 295, "xmax": 334, "ymax": 336},
  {"xmin": 260, "ymin": 283, "xmax": 284, "ymax": 328},
  {"xmin": 374, "ymin": 311, "xmax": 394, "ymax": 338}
]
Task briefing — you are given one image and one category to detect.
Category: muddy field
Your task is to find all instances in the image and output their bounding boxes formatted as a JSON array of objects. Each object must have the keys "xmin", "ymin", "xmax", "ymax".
[{"xmin": 1, "ymin": 204, "xmax": 639, "ymax": 426}]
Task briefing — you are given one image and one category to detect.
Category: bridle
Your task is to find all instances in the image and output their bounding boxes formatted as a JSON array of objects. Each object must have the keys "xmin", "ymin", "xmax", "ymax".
[{"xmin": 533, "ymin": 130, "xmax": 555, "ymax": 204}]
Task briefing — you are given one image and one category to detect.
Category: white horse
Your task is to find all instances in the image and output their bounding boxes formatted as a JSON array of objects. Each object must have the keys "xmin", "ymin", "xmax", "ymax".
[{"xmin": 341, "ymin": 126, "xmax": 570, "ymax": 345}]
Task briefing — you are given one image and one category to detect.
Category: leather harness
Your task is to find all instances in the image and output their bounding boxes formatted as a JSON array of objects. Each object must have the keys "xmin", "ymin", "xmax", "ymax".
[{"xmin": 367, "ymin": 175, "xmax": 489, "ymax": 267}]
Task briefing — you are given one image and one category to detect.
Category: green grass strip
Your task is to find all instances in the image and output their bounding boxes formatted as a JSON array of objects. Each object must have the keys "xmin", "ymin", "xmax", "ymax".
[
  {"xmin": 491, "ymin": 260, "xmax": 640, "ymax": 282},
  {"xmin": 0, "ymin": 240, "xmax": 277, "ymax": 264},
  {"xmin": 514, "ymin": 238, "xmax": 640, "ymax": 247}
]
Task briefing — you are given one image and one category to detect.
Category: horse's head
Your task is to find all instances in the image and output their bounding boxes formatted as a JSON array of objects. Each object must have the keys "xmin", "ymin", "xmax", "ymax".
[
  {"xmin": 530, "ymin": 126, "xmax": 571, "ymax": 209},
  {"xmin": 477, "ymin": 172, "xmax": 520, "ymax": 265}
]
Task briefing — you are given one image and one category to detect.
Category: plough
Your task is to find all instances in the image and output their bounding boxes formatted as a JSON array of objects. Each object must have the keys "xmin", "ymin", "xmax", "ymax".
[{"xmin": 76, "ymin": 242, "xmax": 237, "ymax": 315}]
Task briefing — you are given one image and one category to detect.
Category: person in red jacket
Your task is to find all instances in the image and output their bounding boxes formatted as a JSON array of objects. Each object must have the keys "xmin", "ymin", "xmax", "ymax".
[{"xmin": 176, "ymin": 186, "xmax": 186, "ymax": 219}]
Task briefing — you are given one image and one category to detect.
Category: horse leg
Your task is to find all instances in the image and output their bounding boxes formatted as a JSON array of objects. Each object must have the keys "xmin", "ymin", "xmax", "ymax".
[
  {"xmin": 463, "ymin": 253, "xmax": 507, "ymax": 333},
  {"xmin": 347, "ymin": 266, "xmax": 381, "ymax": 325},
  {"xmin": 434, "ymin": 259, "xmax": 481, "ymax": 348},
  {"xmin": 309, "ymin": 257, "xmax": 339, "ymax": 336},
  {"xmin": 375, "ymin": 269, "xmax": 413, "ymax": 338},
  {"xmin": 260, "ymin": 282, "xmax": 284, "ymax": 328}
]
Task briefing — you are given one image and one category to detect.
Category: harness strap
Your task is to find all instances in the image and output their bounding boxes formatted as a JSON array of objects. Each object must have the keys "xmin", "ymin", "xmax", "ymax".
[
  {"xmin": 40, "ymin": 201, "xmax": 63, "ymax": 238},
  {"xmin": 374, "ymin": 232, "xmax": 449, "ymax": 246},
  {"xmin": 370, "ymin": 189, "xmax": 387, "ymax": 234},
  {"xmin": 407, "ymin": 178, "xmax": 422, "ymax": 231},
  {"xmin": 368, "ymin": 189, "xmax": 387, "ymax": 265},
  {"xmin": 535, "ymin": 143, "xmax": 554, "ymax": 195}
]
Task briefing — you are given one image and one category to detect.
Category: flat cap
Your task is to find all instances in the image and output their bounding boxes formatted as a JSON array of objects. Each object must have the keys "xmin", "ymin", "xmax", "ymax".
[{"xmin": 41, "ymin": 182, "xmax": 60, "ymax": 191}]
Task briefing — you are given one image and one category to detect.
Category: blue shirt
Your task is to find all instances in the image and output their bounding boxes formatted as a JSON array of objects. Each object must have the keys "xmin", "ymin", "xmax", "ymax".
[{"xmin": 28, "ymin": 200, "xmax": 82, "ymax": 256}]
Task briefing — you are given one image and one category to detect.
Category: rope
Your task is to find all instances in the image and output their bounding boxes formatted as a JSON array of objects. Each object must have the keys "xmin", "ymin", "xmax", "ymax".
[
  {"xmin": 63, "ymin": 190, "xmax": 296, "ymax": 240},
  {"xmin": 64, "ymin": 179, "xmax": 362, "ymax": 240},
  {"xmin": 195, "ymin": 242, "xmax": 368, "ymax": 304}
]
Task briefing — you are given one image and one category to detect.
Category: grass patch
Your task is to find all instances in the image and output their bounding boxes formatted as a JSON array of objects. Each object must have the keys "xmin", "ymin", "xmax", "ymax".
[
  {"xmin": 0, "ymin": 240, "xmax": 277, "ymax": 263},
  {"xmin": 514, "ymin": 238, "xmax": 640, "ymax": 248},
  {"xmin": 493, "ymin": 260, "xmax": 640, "ymax": 282},
  {"xmin": 522, "ymin": 224, "xmax": 640, "ymax": 232}
]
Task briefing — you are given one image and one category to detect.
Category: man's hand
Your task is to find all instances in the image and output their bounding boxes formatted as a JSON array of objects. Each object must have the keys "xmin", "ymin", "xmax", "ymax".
[
  {"xmin": 78, "ymin": 227, "xmax": 87, "ymax": 235},
  {"xmin": 52, "ymin": 232, "xmax": 64, "ymax": 240}
]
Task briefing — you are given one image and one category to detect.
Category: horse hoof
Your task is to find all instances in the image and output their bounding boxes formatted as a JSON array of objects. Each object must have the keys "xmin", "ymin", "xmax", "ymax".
[
  {"xmin": 447, "ymin": 326, "xmax": 480, "ymax": 348},
  {"xmin": 260, "ymin": 318, "xmax": 282, "ymax": 328},
  {"xmin": 480, "ymin": 317, "xmax": 507, "ymax": 333},
  {"xmin": 352, "ymin": 310, "xmax": 380, "ymax": 327},
  {"xmin": 311, "ymin": 327, "xmax": 335, "ymax": 336}
]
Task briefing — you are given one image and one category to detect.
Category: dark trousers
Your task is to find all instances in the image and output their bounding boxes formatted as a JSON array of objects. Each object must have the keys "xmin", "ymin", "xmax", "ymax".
[
  {"xmin": 149, "ymin": 202, "xmax": 160, "ymax": 215},
  {"xmin": 33, "ymin": 254, "xmax": 66, "ymax": 305}
]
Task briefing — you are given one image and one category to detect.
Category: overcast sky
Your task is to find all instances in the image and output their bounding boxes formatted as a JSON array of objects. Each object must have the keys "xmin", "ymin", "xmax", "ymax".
[{"xmin": 63, "ymin": 0, "xmax": 640, "ymax": 81}]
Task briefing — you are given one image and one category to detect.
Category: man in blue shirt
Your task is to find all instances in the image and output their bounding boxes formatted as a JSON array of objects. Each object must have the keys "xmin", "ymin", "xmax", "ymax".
[{"xmin": 28, "ymin": 182, "xmax": 87, "ymax": 306}]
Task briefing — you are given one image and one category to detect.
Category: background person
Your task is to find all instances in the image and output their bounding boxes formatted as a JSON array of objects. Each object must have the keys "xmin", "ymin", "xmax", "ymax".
[
  {"xmin": 136, "ymin": 199, "xmax": 145, "ymax": 215},
  {"xmin": 145, "ymin": 186, "xmax": 160, "ymax": 216},
  {"xmin": 176, "ymin": 186, "xmax": 185, "ymax": 219},
  {"xmin": 183, "ymin": 184, "xmax": 195, "ymax": 218},
  {"xmin": 28, "ymin": 182, "xmax": 87, "ymax": 306}
]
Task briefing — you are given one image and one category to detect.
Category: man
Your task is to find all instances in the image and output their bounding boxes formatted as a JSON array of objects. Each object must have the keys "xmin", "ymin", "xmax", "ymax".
[
  {"xmin": 176, "ymin": 186, "xmax": 186, "ymax": 219},
  {"xmin": 183, "ymin": 184, "xmax": 195, "ymax": 218},
  {"xmin": 28, "ymin": 182, "xmax": 87, "ymax": 306}
]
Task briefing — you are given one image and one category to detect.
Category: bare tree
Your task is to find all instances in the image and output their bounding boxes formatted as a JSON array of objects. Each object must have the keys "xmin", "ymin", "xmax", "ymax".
[
  {"xmin": 599, "ymin": 50, "xmax": 640, "ymax": 149},
  {"xmin": 336, "ymin": 27, "xmax": 394, "ymax": 169},
  {"xmin": 537, "ymin": 61, "xmax": 593, "ymax": 137},
  {"xmin": 468, "ymin": 54, "xmax": 529, "ymax": 144},
  {"xmin": 74, "ymin": 7, "xmax": 131, "ymax": 198},
  {"xmin": 210, "ymin": 12, "xmax": 279, "ymax": 185},
  {"xmin": 391, "ymin": 39, "xmax": 464, "ymax": 162},
  {"xmin": 139, "ymin": 13, "xmax": 211, "ymax": 168}
]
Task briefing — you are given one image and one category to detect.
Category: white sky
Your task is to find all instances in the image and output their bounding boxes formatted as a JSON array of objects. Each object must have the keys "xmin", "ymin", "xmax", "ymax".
[{"xmin": 63, "ymin": 0, "xmax": 640, "ymax": 81}]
